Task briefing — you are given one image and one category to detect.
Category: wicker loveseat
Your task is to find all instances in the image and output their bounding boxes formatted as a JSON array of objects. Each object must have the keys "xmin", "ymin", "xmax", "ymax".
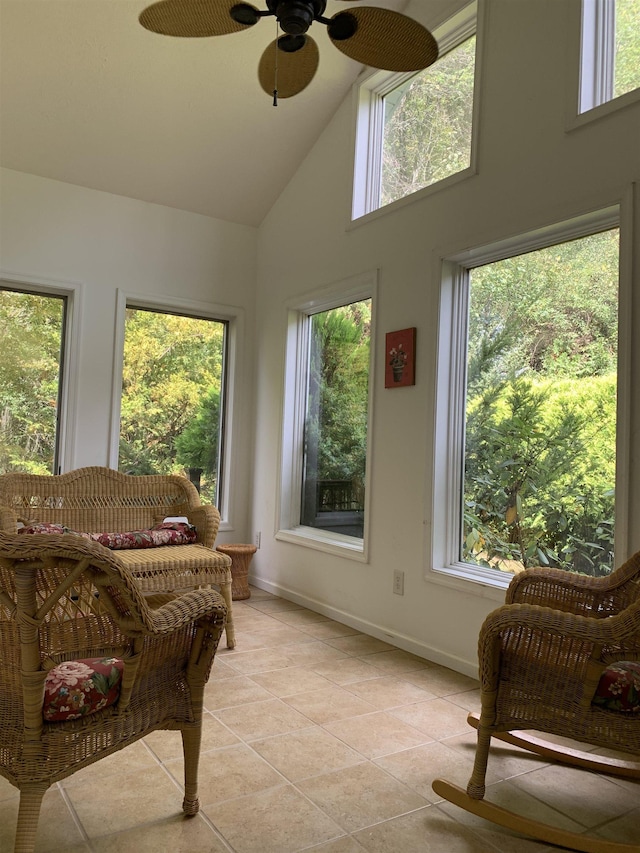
[{"xmin": 0, "ymin": 466, "xmax": 235, "ymax": 648}]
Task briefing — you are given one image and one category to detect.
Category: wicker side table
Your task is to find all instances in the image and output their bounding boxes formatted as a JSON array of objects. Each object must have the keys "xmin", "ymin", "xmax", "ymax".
[{"xmin": 216, "ymin": 543, "xmax": 257, "ymax": 600}]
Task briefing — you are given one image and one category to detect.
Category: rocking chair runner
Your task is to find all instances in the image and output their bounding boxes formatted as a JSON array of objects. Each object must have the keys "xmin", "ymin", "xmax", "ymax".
[
  {"xmin": 0, "ymin": 532, "xmax": 227, "ymax": 853},
  {"xmin": 433, "ymin": 551, "xmax": 640, "ymax": 853}
]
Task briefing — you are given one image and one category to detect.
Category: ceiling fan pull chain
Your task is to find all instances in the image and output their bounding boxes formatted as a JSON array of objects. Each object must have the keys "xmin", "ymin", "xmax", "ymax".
[{"xmin": 272, "ymin": 18, "xmax": 279, "ymax": 106}]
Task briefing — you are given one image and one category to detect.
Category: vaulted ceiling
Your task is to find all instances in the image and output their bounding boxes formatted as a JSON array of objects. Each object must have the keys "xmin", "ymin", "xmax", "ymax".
[{"xmin": 1, "ymin": 0, "xmax": 460, "ymax": 227}]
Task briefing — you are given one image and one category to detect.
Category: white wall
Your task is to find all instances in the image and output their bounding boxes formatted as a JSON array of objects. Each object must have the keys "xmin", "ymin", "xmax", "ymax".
[
  {"xmin": 251, "ymin": 0, "xmax": 640, "ymax": 675},
  {"xmin": 0, "ymin": 167, "xmax": 258, "ymax": 540}
]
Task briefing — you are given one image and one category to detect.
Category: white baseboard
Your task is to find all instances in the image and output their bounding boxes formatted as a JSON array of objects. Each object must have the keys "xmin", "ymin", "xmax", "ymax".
[{"xmin": 248, "ymin": 574, "xmax": 479, "ymax": 680}]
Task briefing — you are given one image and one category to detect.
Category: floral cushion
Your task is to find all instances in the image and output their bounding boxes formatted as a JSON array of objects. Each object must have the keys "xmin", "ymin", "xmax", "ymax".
[
  {"xmin": 18, "ymin": 522, "xmax": 83, "ymax": 536},
  {"xmin": 89, "ymin": 522, "xmax": 197, "ymax": 549},
  {"xmin": 592, "ymin": 661, "xmax": 640, "ymax": 713},
  {"xmin": 19, "ymin": 521, "xmax": 197, "ymax": 549},
  {"xmin": 43, "ymin": 657, "xmax": 124, "ymax": 722}
]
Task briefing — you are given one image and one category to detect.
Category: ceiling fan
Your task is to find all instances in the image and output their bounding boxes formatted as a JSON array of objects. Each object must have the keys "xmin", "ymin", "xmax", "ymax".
[{"xmin": 138, "ymin": 0, "xmax": 439, "ymax": 104}]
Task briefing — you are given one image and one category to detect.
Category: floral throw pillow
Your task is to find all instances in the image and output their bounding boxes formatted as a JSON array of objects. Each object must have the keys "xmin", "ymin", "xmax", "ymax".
[
  {"xmin": 592, "ymin": 661, "xmax": 640, "ymax": 714},
  {"xmin": 43, "ymin": 657, "xmax": 124, "ymax": 722},
  {"xmin": 18, "ymin": 522, "xmax": 86, "ymax": 537},
  {"xmin": 89, "ymin": 522, "xmax": 197, "ymax": 550},
  {"xmin": 18, "ymin": 521, "xmax": 197, "ymax": 549}
]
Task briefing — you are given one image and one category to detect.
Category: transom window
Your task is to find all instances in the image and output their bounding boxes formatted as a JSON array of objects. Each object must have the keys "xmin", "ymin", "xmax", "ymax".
[
  {"xmin": 580, "ymin": 0, "xmax": 640, "ymax": 113},
  {"xmin": 353, "ymin": 2, "xmax": 477, "ymax": 220}
]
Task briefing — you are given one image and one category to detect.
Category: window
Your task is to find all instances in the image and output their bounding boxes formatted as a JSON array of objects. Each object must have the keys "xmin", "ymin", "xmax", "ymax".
[
  {"xmin": 432, "ymin": 209, "xmax": 622, "ymax": 587},
  {"xmin": 0, "ymin": 285, "xmax": 68, "ymax": 475},
  {"xmin": 580, "ymin": 0, "xmax": 640, "ymax": 114},
  {"xmin": 353, "ymin": 3, "xmax": 477, "ymax": 219},
  {"xmin": 278, "ymin": 274, "xmax": 375, "ymax": 556},
  {"xmin": 118, "ymin": 305, "xmax": 227, "ymax": 507}
]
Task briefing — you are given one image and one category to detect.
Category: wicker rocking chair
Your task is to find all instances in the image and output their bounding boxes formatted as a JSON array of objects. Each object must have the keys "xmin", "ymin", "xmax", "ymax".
[
  {"xmin": 433, "ymin": 551, "xmax": 640, "ymax": 853},
  {"xmin": 0, "ymin": 532, "xmax": 227, "ymax": 853}
]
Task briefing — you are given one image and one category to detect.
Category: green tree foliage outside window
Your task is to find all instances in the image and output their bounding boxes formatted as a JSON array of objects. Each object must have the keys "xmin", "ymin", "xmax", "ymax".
[
  {"xmin": 0, "ymin": 288, "xmax": 65, "ymax": 475},
  {"xmin": 614, "ymin": 0, "xmax": 640, "ymax": 99},
  {"xmin": 463, "ymin": 230, "xmax": 619, "ymax": 577},
  {"xmin": 381, "ymin": 35, "xmax": 475, "ymax": 207},
  {"xmin": 119, "ymin": 308, "xmax": 226, "ymax": 505},
  {"xmin": 301, "ymin": 300, "xmax": 371, "ymax": 537}
]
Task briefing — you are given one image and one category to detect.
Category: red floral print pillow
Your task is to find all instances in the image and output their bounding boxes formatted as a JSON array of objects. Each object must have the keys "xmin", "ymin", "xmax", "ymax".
[
  {"xmin": 43, "ymin": 657, "xmax": 124, "ymax": 722},
  {"xmin": 592, "ymin": 661, "xmax": 640, "ymax": 714},
  {"xmin": 18, "ymin": 523, "xmax": 88, "ymax": 538},
  {"xmin": 19, "ymin": 521, "xmax": 197, "ymax": 549},
  {"xmin": 89, "ymin": 522, "xmax": 197, "ymax": 550}
]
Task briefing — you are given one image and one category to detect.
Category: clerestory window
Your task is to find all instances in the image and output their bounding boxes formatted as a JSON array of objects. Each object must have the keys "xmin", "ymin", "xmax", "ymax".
[
  {"xmin": 352, "ymin": 2, "xmax": 477, "ymax": 220},
  {"xmin": 579, "ymin": 0, "xmax": 640, "ymax": 114}
]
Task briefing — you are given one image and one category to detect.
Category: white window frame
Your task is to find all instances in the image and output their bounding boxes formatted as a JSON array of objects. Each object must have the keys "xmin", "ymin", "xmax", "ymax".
[
  {"xmin": 109, "ymin": 290, "xmax": 244, "ymax": 530},
  {"xmin": 576, "ymin": 0, "xmax": 640, "ymax": 120},
  {"xmin": 351, "ymin": 1, "xmax": 478, "ymax": 223},
  {"xmin": 0, "ymin": 271, "xmax": 82, "ymax": 474},
  {"xmin": 277, "ymin": 271, "xmax": 377, "ymax": 560},
  {"xmin": 429, "ymin": 205, "xmax": 630, "ymax": 593}
]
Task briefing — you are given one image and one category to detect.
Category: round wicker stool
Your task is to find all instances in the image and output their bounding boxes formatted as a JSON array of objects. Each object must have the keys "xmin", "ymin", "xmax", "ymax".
[{"xmin": 216, "ymin": 544, "xmax": 257, "ymax": 600}]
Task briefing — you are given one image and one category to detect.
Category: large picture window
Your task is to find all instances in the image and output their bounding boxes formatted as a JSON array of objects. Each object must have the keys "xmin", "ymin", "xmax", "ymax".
[
  {"xmin": 0, "ymin": 285, "xmax": 67, "ymax": 475},
  {"xmin": 279, "ymin": 274, "xmax": 375, "ymax": 556},
  {"xmin": 432, "ymin": 209, "xmax": 623, "ymax": 586},
  {"xmin": 300, "ymin": 300, "xmax": 371, "ymax": 539},
  {"xmin": 119, "ymin": 305, "xmax": 227, "ymax": 507}
]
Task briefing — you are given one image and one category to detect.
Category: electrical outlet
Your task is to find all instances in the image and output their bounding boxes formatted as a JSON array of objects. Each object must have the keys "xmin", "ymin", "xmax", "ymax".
[
  {"xmin": 254, "ymin": 531, "xmax": 261, "ymax": 549},
  {"xmin": 393, "ymin": 569, "xmax": 404, "ymax": 595}
]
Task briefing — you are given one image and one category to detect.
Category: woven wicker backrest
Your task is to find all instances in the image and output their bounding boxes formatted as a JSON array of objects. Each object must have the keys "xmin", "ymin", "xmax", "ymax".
[
  {"xmin": 0, "ymin": 533, "xmax": 152, "ymax": 752},
  {"xmin": 0, "ymin": 466, "xmax": 208, "ymax": 534},
  {"xmin": 506, "ymin": 549, "xmax": 640, "ymax": 616}
]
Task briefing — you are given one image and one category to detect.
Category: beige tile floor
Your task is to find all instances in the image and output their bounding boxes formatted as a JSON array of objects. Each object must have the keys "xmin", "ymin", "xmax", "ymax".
[{"xmin": 2, "ymin": 586, "xmax": 639, "ymax": 852}]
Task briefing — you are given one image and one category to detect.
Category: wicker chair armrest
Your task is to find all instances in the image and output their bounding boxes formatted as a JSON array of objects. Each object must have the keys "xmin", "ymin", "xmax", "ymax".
[
  {"xmin": 186, "ymin": 505, "xmax": 220, "ymax": 548},
  {"xmin": 0, "ymin": 530, "xmax": 129, "ymax": 577},
  {"xmin": 144, "ymin": 588, "xmax": 227, "ymax": 635}
]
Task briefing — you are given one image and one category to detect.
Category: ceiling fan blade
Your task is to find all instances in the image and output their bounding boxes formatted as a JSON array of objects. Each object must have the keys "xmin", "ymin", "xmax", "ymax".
[
  {"xmin": 328, "ymin": 7, "xmax": 438, "ymax": 72},
  {"xmin": 139, "ymin": 0, "xmax": 259, "ymax": 37},
  {"xmin": 258, "ymin": 35, "xmax": 319, "ymax": 99}
]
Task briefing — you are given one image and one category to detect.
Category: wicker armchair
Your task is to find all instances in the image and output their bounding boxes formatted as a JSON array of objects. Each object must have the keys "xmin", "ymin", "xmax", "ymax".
[
  {"xmin": 434, "ymin": 551, "xmax": 640, "ymax": 853},
  {"xmin": 0, "ymin": 532, "xmax": 227, "ymax": 853}
]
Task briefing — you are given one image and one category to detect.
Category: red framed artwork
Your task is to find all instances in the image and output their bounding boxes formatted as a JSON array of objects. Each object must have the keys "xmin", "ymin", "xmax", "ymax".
[{"xmin": 385, "ymin": 327, "xmax": 416, "ymax": 388}]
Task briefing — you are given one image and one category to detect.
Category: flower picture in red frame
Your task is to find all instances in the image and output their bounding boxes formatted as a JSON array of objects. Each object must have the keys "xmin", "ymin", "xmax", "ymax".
[{"xmin": 385, "ymin": 327, "xmax": 416, "ymax": 388}]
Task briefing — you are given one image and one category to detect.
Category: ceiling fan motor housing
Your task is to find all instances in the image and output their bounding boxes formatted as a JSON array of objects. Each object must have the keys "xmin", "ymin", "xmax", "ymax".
[{"xmin": 267, "ymin": 0, "xmax": 327, "ymax": 34}]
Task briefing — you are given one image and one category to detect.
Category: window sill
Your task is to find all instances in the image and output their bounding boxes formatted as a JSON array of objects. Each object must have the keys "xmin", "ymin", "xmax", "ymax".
[
  {"xmin": 427, "ymin": 562, "xmax": 509, "ymax": 602},
  {"xmin": 276, "ymin": 526, "xmax": 368, "ymax": 562},
  {"xmin": 348, "ymin": 165, "xmax": 476, "ymax": 231},
  {"xmin": 568, "ymin": 86, "xmax": 640, "ymax": 133}
]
